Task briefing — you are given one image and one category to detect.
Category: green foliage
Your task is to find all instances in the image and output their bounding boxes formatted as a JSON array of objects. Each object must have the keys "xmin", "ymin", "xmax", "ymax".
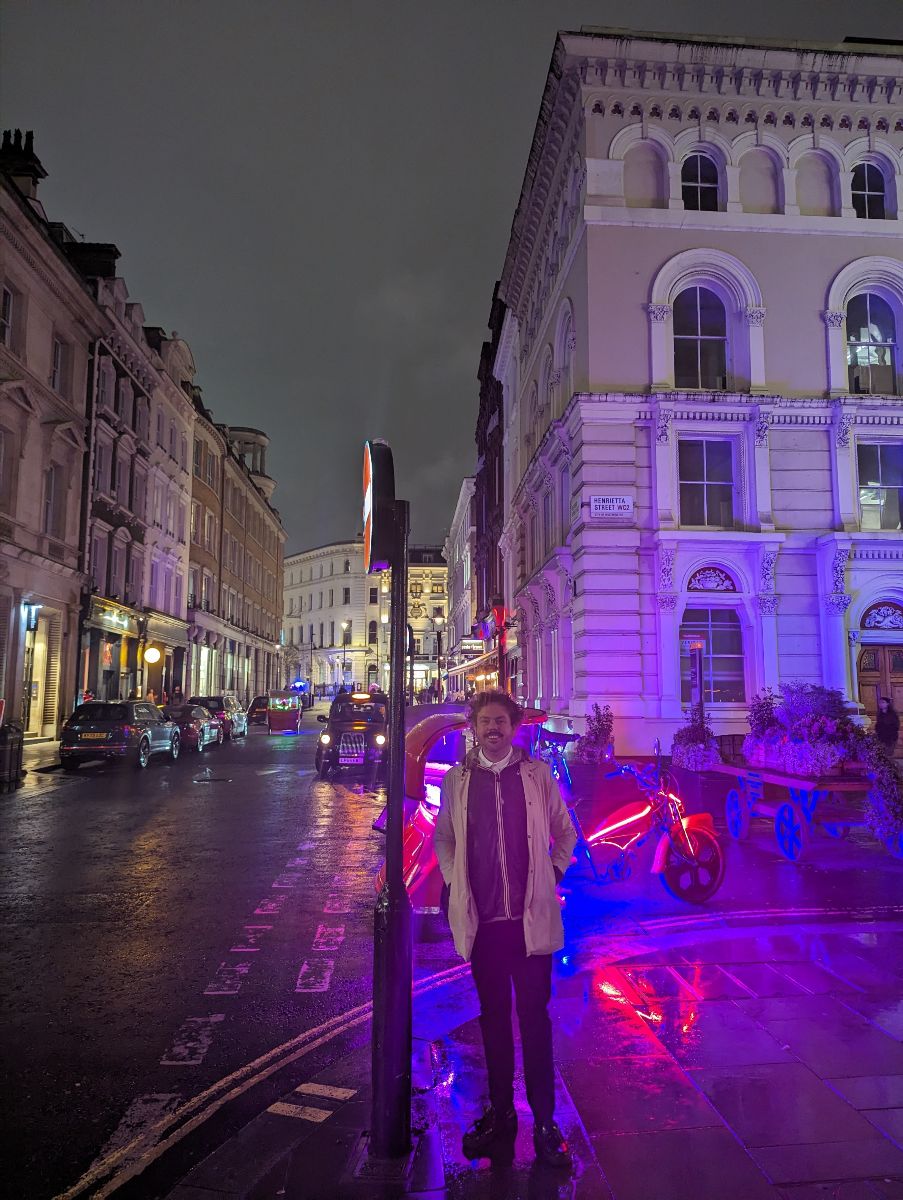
[
  {"xmin": 671, "ymin": 704, "xmax": 722, "ymax": 770},
  {"xmin": 574, "ymin": 702, "xmax": 614, "ymax": 764}
]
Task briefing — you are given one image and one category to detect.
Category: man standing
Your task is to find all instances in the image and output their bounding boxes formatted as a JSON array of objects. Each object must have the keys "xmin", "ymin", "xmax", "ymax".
[{"xmin": 434, "ymin": 690, "xmax": 576, "ymax": 1168}]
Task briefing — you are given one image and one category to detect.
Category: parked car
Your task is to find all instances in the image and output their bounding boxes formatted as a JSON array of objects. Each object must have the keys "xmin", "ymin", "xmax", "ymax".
[
  {"xmin": 247, "ymin": 695, "xmax": 268, "ymax": 726},
  {"xmin": 163, "ymin": 704, "xmax": 223, "ymax": 752},
  {"xmin": 60, "ymin": 700, "xmax": 180, "ymax": 770},
  {"xmin": 315, "ymin": 692, "xmax": 388, "ymax": 780},
  {"xmin": 188, "ymin": 694, "xmax": 248, "ymax": 740}
]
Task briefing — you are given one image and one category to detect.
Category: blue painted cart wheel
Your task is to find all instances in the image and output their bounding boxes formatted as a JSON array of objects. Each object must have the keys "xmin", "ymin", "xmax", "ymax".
[
  {"xmin": 775, "ymin": 802, "xmax": 808, "ymax": 862},
  {"xmin": 725, "ymin": 788, "xmax": 751, "ymax": 840},
  {"xmin": 822, "ymin": 823, "xmax": 848, "ymax": 840},
  {"xmin": 885, "ymin": 831, "xmax": 903, "ymax": 859}
]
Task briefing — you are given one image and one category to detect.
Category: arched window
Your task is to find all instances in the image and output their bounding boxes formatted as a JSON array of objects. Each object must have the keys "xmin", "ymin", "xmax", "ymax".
[
  {"xmin": 681, "ymin": 154, "xmax": 719, "ymax": 211},
  {"xmin": 673, "ymin": 287, "xmax": 727, "ymax": 389},
  {"xmin": 368, "ymin": 619, "xmax": 378, "ymax": 645},
  {"xmin": 847, "ymin": 293, "xmax": 897, "ymax": 394},
  {"xmin": 679, "ymin": 607, "xmax": 745, "ymax": 703},
  {"xmin": 851, "ymin": 163, "xmax": 886, "ymax": 220}
]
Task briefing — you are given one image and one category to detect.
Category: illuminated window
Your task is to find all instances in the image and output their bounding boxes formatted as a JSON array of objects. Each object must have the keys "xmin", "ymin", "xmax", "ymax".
[
  {"xmin": 857, "ymin": 442, "xmax": 903, "ymax": 530},
  {"xmin": 674, "ymin": 287, "xmax": 727, "ymax": 389},
  {"xmin": 847, "ymin": 294, "xmax": 897, "ymax": 395},
  {"xmin": 851, "ymin": 163, "xmax": 886, "ymax": 220},
  {"xmin": 679, "ymin": 608, "xmax": 745, "ymax": 703},
  {"xmin": 368, "ymin": 619, "xmax": 378, "ymax": 645},
  {"xmin": 678, "ymin": 440, "xmax": 734, "ymax": 527},
  {"xmin": 681, "ymin": 154, "xmax": 719, "ymax": 211}
]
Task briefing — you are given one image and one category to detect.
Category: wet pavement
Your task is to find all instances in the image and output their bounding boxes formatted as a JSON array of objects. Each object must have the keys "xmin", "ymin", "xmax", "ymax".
[{"xmin": 6, "ymin": 741, "xmax": 903, "ymax": 1199}]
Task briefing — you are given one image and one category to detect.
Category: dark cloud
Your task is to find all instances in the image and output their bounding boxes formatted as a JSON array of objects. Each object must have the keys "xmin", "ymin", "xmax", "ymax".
[{"xmin": 2, "ymin": 0, "xmax": 899, "ymax": 550}]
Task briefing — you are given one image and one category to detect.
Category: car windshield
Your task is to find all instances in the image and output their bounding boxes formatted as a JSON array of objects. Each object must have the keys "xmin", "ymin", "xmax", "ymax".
[
  {"xmin": 192, "ymin": 697, "xmax": 224, "ymax": 710},
  {"xmin": 71, "ymin": 703, "xmax": 129, "ymax": 723},
  {"xmin": 332, "ymin": 702, "xmax": 385, "ymax": 723}
]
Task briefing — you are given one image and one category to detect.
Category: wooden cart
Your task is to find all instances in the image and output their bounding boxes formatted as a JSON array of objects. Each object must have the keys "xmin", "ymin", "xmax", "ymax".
[{"xmin": 707, "ymin": 762, "xmax": 901, "ymax": 862}]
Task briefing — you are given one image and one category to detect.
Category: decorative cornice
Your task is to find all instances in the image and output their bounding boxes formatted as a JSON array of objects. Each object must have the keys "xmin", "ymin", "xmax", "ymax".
[{"xmin": 754, "ymin": 413, "xmax": 769, "ymax": 447}]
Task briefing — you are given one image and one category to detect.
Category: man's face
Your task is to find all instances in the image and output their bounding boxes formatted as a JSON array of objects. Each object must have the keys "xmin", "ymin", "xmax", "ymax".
[{"xmin": 473, "ymin": 702, "xmax": 518, "ymax": 761}]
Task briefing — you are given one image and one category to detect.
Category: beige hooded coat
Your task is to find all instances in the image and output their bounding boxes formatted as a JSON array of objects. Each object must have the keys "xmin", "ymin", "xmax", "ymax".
[{"xmin": 434, "ymin": 751, "xmax": 577, "ymax": 962}]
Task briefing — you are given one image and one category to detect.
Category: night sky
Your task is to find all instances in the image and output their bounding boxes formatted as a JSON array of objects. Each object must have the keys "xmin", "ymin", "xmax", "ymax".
[{"xmin": 2, "ymin": 1, "xmax": 899, "ymax": 552}]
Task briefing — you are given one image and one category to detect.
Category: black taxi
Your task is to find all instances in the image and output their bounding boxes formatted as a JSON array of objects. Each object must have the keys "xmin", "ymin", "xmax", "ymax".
[{"xmin": 315, "ymin": 691, "xmax": 388, "ymax": 781}]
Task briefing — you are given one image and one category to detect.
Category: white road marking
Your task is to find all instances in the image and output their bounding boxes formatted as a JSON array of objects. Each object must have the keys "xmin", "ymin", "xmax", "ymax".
[
  {"xmin": 296, "ymin": 839, "xmax": 319, "ymax": 851},
  {"xmin": 323, "ymin": 894, "xmax": 351, "ymax": 913},
  {"xmin": 295, "ymin": 1082, "xmax": 357, "ymax": 1101},
  {"xmin": 92, "ymin": 1094, "xmax": 182, "ymax": 1162},
  {"xmin": 230, "ymin": 925, "xmax": 272, "ymax": 952},
  {"xmin": 286, "ymin": 856, "xmax": 308, "ymax": 868},
  {"xmin": 204, "ymin": 962, "xmax": 252, "ymax": 995},
  {"xmin": 254, "ymin": 894, "xmax": 288, "ymax": 915},
  {"xmin": 160, "ymin": 1016, "xmax": 226, "ymax": 1066},
  {"xmin": 267, "ymin": 1101, "xmax": 332, "ymax": 1122},
  {"xmin": 272, "ymin": 871, "xmax": 304, "ymax": 889},
  {"xmin": 295, "ymin": 958, "xmax": 335, "ymax": 992},
  {"xmin": 312, "ymin": 923, "xmax": 345, "ymax": 951}
]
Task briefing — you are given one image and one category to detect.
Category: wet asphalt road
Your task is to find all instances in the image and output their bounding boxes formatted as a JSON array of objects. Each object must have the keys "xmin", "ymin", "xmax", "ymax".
[{"xmin": 1, "ymin": 723, "xmax": 411, "ymax": 1200}]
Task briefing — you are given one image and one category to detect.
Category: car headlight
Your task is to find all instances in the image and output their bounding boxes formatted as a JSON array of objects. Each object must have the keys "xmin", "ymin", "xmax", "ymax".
[
  {"xmin": 375, "ymin": 734, "xmax": 386, "ymax": 746},
  {"xmin": 320, "ymin": 733, "xmax": 331, "ymax": 745}
]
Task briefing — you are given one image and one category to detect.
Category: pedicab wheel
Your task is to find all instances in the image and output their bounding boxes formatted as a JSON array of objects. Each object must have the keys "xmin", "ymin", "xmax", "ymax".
[
  {"xmin": 660, "ymin": 827, "xmax": 725, "ymax": 904},
  {"xmin": 774, "ymin": 801, "xmax": 808, "ymax": 862},
  {"xmin": 823, "ymin": 822, "xmax": 848, "ymax": 840},
  {"xmin": 885, "ymin": 831, "xmax": 903, "ymax": 859},
  {"xmin": 725, "ymin": 788, "xmax": 751, "ymax": 840}
]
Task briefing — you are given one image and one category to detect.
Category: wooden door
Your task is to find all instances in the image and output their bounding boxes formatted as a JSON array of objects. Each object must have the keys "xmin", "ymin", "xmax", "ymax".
[{"xmin": 859, "ymin": 644, "xmax": 903, "ymax": 752}]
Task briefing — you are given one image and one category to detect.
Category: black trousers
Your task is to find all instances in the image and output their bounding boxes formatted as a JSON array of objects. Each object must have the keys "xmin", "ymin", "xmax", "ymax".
[{"xmin": 470, "ymin": 919, "xmax": 555, "ymax": 1125}]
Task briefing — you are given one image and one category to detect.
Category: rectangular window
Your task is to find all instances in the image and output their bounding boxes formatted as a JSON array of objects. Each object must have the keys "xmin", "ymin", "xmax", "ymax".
[
  {"xmin": 679, "ymin": 607, "xmax": 745, "ymax": 704},
  {"xmin": 110, "ymin": 545, "xmax": 124, "ymax": 598},
  {"xmin": 328, "ymin": 587, "xmax": 334, "ymax": 606},
  {"xmin": 173, "ymin": 573, "xmax": 182, "ymax": 614},
  {"xmin": 156, "ymin": 410, "xmax": 165, "ymax": 446},
  {"xmin": 189, "ymin": 568, "xmax": 199, "ymax": 607},
  {"xmin": 50, "ymin": 336, "xmax": 67, "ymax": 394},
  {"xmin": 149, "ymin": 559, "xmax": 160, "ymax": 607},
  {"xmin": 319, "ymin": 622, "xmax": 324, "ymax": 646},
  {"xmin": 560, "ymin": 467, "xmax": 571, "ymax": 540},
  {"xmin": 678, "ymin": 439, "xmax": 734, "ymax": 528},
  {"xmin": 205, "ymin": 453, "xmax": 216, "ymax": 488},
  {"xmin": 127, "ymin": 549, "xmax": 141, "ymax": 605},
  {"xmin": 97, "ymin": 363, "xmax": 110, "ymax": 409},
  {"xmin": 91, "ymin": 533, "xmax": 107, "ymax": 592},
  {"xmin": 858, "ymin": 442, "xmax": 903, "ymax": 530},
  {"xmin": 204, "ymin": 510, "xmax": 216, "ymax": 551},
  {"xmin": 530, "ymin": 515, "xmax": 540, "ymax": 570},
  {"xmin": 0, "ymin": 285, "xmax": 13, "ymax": 347},
  {"xmin": 42, "ymin": 464, "xmax": 59, "ymax": 535},
  {"xmin": 369, "ymin": 587, "xmax": 378, "ymax": 605},
  {"xmin": 543, "ymin": 490, "xmax": 553, "ymax": 552},
  {"xmin": 342, "ymin": 587, "xmax": 351, "ymax": 604},
  {"xmin": 329, "ymin": 620, "xmax": 335, "ymax": 646},
  {"xmin": 190, "ymin": 500, "xmax": 201, "ymax": 544},
  {"xmin": 193, "ymin": 440, "xmax": 202, "ymax": 477}
]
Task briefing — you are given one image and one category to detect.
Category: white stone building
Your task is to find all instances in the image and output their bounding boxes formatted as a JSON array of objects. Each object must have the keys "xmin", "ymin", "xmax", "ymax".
[
  {"xmin": 494, "ymin": 30, "xmax": 903, "ymax": 753},
  {"xmin": 444, "ymin": 477, "xmax": 479, "ymax": 696}
]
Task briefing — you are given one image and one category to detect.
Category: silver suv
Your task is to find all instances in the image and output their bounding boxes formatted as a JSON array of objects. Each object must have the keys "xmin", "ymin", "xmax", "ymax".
[{"xmin": 60, "ymin": 701, "xmax": 180, "ymax": 770}]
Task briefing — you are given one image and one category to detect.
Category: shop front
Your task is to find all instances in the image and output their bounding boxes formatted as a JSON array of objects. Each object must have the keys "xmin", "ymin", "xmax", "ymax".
[
  {"xmin": 142, "ymin": 611, "xmax": 189, "ymax": 703},
  {"xmin": 81, "ymin": 598, "xmax": 141, "ymax": 703}
]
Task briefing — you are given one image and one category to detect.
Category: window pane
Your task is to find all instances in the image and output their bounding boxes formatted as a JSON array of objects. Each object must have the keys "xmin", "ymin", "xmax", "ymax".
[
  {"xmin": 852, "ymin": 163, "xmax": 868, "ymax": 191},
  {"xmin": 681, "ymin": 155, "xmax": 701, "ymax": 184},
  {"xmin": 866, "ymin": 193, "xmax": 886, "ymax": 221},
  {"xmin": 672, "ymin": 289, "xmax": 699, "ymax": 336},
  {"xmin": 678, "ymin": 440, "xmax": 705, "ymax": 480},
  {"xmin": 711, "ymin": 627, "xmax": 743, "ymax": 654},
  {"xmin": 857, "ymin": 443, "xmax": 881, "ymax": 485},
  {"xmin": 674, "ymin": 338, "xmax": 699, "ymax": 387},
  {"xmin": 846, "ymin": 294, "xmax": 869, "ymax": 340},
  {"xmin": 699, "ymin": 338, "xmax": 727, "ymax": 388},
  {"xmin": 881, "ymin": 444, "xmax": 903, "ymax": 486},
  {"xmin": 698, "ymin": 184, "xmax": 719, "ymax": 212},
  {"xmin": 679, "ymin": 482, "xmax": 706, "ymax": 525},
  {"xmin": 697, "ymin": 154, "xmax": 718, "ymax": 184},
  {"xmin": 864, "ymin": 163, "xmax": 884, "ymax": 191},
  {"xmin": 698, "ymin": 288, "xmax": 726, "ymax": 336},
  {"xmin": 868, "ymin": 294, "xmax": 895, "ymax": 343},
  {"xmin": 706, "ymin": 484, "xmax": 734, "ymax": 527},
  {"xmin": 682, "ymin": 184, "xmax": 701, "ymax": 211},
  {"xmin": 705, "ymin": 441, "xmax": 733, "ymax": 482},
  {"xmin": 852, "ymin": 191, "xmax": 868, "ymax": 219}
]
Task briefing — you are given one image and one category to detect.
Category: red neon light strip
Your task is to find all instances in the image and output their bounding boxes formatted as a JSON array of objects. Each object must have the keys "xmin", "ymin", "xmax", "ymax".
[{"xmin": 587, "ymin": 804, "xmax": 652, "ymax": 844}]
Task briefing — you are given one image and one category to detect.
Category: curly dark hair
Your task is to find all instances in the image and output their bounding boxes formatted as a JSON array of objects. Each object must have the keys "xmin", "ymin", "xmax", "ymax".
[{"xmin": 467, "ymin": 689, "xmax": 524, "ymax": 727}]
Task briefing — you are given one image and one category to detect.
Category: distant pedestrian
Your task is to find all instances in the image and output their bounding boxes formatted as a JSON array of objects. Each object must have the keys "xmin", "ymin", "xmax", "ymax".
[
  {"xmin": 434, "ymin": 689, "xmax": 576, "ymax": 1169},
  {"xmin": 876, "ymin": 697, "xmax": 900, "ymax": 755},
  {"xmin": 146, "ymin": 688, "xmax": 157, "ymax": 705}
]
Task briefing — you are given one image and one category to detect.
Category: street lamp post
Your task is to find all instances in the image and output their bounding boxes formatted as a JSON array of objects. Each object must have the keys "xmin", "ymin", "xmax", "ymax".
[
  {"xmin": 341, "ymin": 620, "xmax": 350, "ymax": 687},
  {"xmin": 427, "ymin": 615, "xmax": 444, "ymax": 702}
]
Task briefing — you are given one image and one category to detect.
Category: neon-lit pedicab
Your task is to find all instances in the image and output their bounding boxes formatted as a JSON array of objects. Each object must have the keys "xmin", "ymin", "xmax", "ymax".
[
  {"xmin": 375, "ymin": 705, "xmax": 548, "ymax": 909},
  {"xmin": 266, "ymin": 689, "xmax": 302, "ymax": 735}
]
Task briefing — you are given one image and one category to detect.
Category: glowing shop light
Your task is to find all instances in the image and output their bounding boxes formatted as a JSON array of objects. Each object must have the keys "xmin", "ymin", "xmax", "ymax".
[
  {"xmin": 143, "ymin": 646, "xmax": 162, "ymax": 664},
  {"xmin": 375, "ymin": 733, "xmax": 386, "ymax": 746}
]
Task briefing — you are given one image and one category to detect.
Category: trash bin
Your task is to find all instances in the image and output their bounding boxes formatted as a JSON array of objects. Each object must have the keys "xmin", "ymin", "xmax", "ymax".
[{"xmin": 0, "ymin": 722, "xmax": 25, "ymax": 794}]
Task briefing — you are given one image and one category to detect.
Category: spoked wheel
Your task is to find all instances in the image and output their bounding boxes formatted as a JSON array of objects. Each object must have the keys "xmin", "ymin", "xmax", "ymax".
[
  {"xmin": 137, "ymin": 738, "xmax": 151, "ymax": 769},
  {"xmin": 196, "ymin": 734, "xmax": 205, "ymax": 753},
  {"xmin": 774, "ymin": 802, "xmax": 808, "ymax": 862},
  {"xmin": 217, "ymin": 727, "xmax": 224, "ymax": 746},
  {"xmin": 660, "ymin": 828, "xmax": 725, "ymax": 904},
  {"xmin": 170, "ymin": 733, "xmax": 180, "ymax": 761},
  {"xmin": 725, "ymin": 788, "xmax": 751, "ymax": 840},
  {"xmin": 885, "ymin": 831, "xmax": 903, "ymax": 859}
]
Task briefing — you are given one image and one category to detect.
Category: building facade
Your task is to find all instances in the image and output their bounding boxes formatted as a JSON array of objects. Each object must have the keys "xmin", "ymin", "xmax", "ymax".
[
  {"xmin": 444, "ymin": 477, "xmax": 479, "ymax": 696},
  {"xmin": 283, "ymin": 539, "xmax": 383, "ymax": 695},
  {"xmin": 186, "ymin": 407, "xmax": 284, "ymax": 702},
  {"xmin": 493, "ymin": 30, "xmax": 903, "ymax": 752},
  {"xmin": 0, "ymin": 133, "xmax": 109, "ymax": 736},
  {"xmin": 407, "ymin": 545, "xmax": 447, "ymax": 699}
]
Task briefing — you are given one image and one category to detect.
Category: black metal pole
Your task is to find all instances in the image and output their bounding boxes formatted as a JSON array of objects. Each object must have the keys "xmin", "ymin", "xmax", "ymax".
[{"xmin": 370, "ymin": 499, "xmax": 412, "ymax": 1160}]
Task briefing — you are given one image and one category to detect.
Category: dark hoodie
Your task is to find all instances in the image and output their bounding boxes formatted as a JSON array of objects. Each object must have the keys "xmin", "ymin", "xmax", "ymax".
[{"xmin": 465, "ymin": 746, "xmax": 530, "ymax": 923}]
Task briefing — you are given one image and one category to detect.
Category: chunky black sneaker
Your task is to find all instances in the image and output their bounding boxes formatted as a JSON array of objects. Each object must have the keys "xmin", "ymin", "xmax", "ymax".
[
  {"xmin": 461, "ymin": 1106, "xmax": 517, "ymax": 1158},
  {"xmin": 533, "ymin": 1120, "xmax": 572, "ymax": 1169}
]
